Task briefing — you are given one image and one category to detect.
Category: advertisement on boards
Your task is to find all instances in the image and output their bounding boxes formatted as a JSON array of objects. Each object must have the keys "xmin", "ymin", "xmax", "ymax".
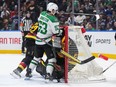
[{"xmin": 0, "ymin": 31, "xmax": 22, "ymax": 53}]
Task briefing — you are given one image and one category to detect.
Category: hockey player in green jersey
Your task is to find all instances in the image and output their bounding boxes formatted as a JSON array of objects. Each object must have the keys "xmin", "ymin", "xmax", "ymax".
[{"xmin": 25, "ymin": 2, "xmax": 63, "ymax": 81}]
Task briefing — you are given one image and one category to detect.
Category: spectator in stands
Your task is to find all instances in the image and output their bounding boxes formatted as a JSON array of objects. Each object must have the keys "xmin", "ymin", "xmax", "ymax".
[
  {"xmin": 9, "ymin": 1, "xmax": 16, "ymax": 11},
  {"xmin": 0, "ymin": 16, "xmax": 3, "ymax": 30},
  {"xmin": 84, "ymin": 0, "xmax": 94, "ymax": 13},
  {"xmin": 112, "ymin": 10, "xmax": 116, "ymax": 20},
  {"xmin": 106, "ymin": 23, "xmax": 113, "ymax": 31},
  {"xmin": 103, "ymin": 4, "xmax": 113, "ymax": 16},
  {"xmin": 66, "ymin": 1, "xmax": 72, "ymax": 13},
  {"xmin": 27, "ymin": 0, "xmax": 40, "ymax": 23},
  {"xmin": 1, "ymin": 7, "xmax": 10, "ymax": 19},
  {"xmin": 20, "ymin": 2, "xmax": 28, "ymax": 17},
  {"xmin": 37, "ymin": 0, "xmax": 46, "ymax": 11},
  {"xmin": 98, "ymin": 13, "xmax": 107, "ymax": 31},
  {"xmin": 11, "ymin": 12, "xmax": 19, "ymax": 30},
  {"xmin": 112, "ymin": 21, "xmax": 116, "ymax": 30},
  {"xmin": 106, "ymin": 14, "xmax": 113, "ymax": 27},
  {"xmin": 0, "ymin": 0, "xmax": 116, "ymax": 31},
  {"xmin": 65, "ymin": 13, "xmax": 76, "ymax": 25},
  {"xmin": 0, "ymin": 4, "xmax": 10, "ymax": 30},
  {"xmin": 85, "ymin": 22, "xmax": 95, "ymax": 31},
  {"xmin": 58, "ymin": 12, "xmax": 67, "ymax": 26},
  {"xmin": 10, "ymin": 5, "xmax": 18, "ymax": 19},
  {"xmin": 2, "ymin": 18, "xmax": 9, "ymax": 30},
  {"xmin": 59, "ymin": 0, "xmax": 67, "ymax": 12},
  {"xmin": 75, "ymin": 14, "xmax": 86, "ymax": 25},
  {"xmin": 0, "ymin": 0, "xmax": 5, "ymax": 7},
  {"xmin": 79, "ymin": 4, "xmax": 87, "ymax": 13}
]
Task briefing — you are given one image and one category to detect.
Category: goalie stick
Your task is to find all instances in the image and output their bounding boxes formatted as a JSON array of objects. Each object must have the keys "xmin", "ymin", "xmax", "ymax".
[
  {"xmin": 60, "ymin": 49, "xmax": 95, "ymax": 64},
  {"xmin": 35, "ymin": 35, "xmax": 95, "ymax": 64},
  {"xmin": 100, "ymin": 61, "xmax": 116, "ymax": 75}
]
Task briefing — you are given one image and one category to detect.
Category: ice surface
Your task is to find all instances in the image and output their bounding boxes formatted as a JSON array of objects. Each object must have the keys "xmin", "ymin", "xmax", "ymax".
[{"xmin": 0, "ymin": 54, "xmax": 116, "ymax": 87}]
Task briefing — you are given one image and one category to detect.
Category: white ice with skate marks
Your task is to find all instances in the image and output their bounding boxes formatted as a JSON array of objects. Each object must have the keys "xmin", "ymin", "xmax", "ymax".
[{"xmin": 0, "ymin": 54, "xmax": 116, "ymax": 87}]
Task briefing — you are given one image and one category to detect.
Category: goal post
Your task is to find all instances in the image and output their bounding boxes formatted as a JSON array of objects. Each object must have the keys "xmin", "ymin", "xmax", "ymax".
[
  {"xmin": 63, "ymin": 26, "xmax": 105, "ymax": 83},
  {"xmin": 64, "ymin": 26, "xmax": 68, "ymax": 83}
]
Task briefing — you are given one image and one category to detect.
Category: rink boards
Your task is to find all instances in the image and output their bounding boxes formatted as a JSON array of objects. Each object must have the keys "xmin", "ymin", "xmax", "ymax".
[{"xmin": 0, "ymin": 31, "xmax": 116, "ymax": 59}]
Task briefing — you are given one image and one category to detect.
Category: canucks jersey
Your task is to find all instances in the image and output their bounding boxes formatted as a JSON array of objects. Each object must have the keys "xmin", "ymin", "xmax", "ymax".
[
  {"xmin": 36, "ymin": 11, "xmax": 60, "ymax": 45},
  {"xmin": 25, "ymin": 22, "xmax": 38, "ymax": 40}
]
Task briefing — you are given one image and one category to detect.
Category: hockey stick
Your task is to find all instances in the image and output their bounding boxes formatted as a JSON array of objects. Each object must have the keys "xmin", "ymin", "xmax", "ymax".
[
  {"xmin": 35, "ymin": 35, "xmax": 95, "ymax": 64},
  {"xmin": 60, "ymin": 49, "xmax": 95, "ymax": 64},
  {"xmin": 68, "ymin": 61, "xmax": 76, "ymax": 65},
  {"xmin": 100, "ymin": 61, "xmax": 116, "ymax": 75}
]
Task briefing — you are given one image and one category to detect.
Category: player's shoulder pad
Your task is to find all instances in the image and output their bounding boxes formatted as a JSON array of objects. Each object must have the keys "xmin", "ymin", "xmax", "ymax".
[
  {"xmin": 34, "ymin": 22, "xmax": 39, "ymax": 25},
  {"xmin": 41, "ymin": 11, "xmax": 59, "ymax": 23},
  {"xmin": 48, "ymin": 15, "xmax": 59, "ymax": 23}
]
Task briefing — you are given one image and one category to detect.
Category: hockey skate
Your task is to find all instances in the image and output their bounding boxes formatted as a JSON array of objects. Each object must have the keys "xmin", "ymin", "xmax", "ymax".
[
  {"xmin": 25, "ymin": 68, "xmax": 32, "ymax": 80},
  {"xmin": 10, "ymin": 69, "xmax": 21, "ymax": 79},
  {"xmin": 45, "ymin": 73, "xmax": 53, "ymax": 81}
]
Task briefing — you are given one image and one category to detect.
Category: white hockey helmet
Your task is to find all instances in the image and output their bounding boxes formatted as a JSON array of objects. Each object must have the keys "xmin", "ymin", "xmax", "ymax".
[{"xmin": 47, "ymin": 2, "xmax": 58, "ymax": 15}]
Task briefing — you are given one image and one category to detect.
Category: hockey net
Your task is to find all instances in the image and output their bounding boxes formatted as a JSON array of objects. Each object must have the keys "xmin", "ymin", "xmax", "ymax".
[{"xmin": 63, "ymin": 26, "xmax": 105, "ymax": 83}]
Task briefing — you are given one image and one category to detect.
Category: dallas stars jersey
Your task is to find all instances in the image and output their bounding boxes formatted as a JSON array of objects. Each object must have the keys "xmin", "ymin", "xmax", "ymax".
[{"xmin": 36, "ymin": 11, "xmax": 60, "ymax": 45}]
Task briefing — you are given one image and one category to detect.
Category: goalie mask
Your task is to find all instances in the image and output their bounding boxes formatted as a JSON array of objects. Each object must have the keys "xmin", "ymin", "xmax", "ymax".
[{"xmin": 47, "ymin": 2, "xmax": 58, "ymax": 15}]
